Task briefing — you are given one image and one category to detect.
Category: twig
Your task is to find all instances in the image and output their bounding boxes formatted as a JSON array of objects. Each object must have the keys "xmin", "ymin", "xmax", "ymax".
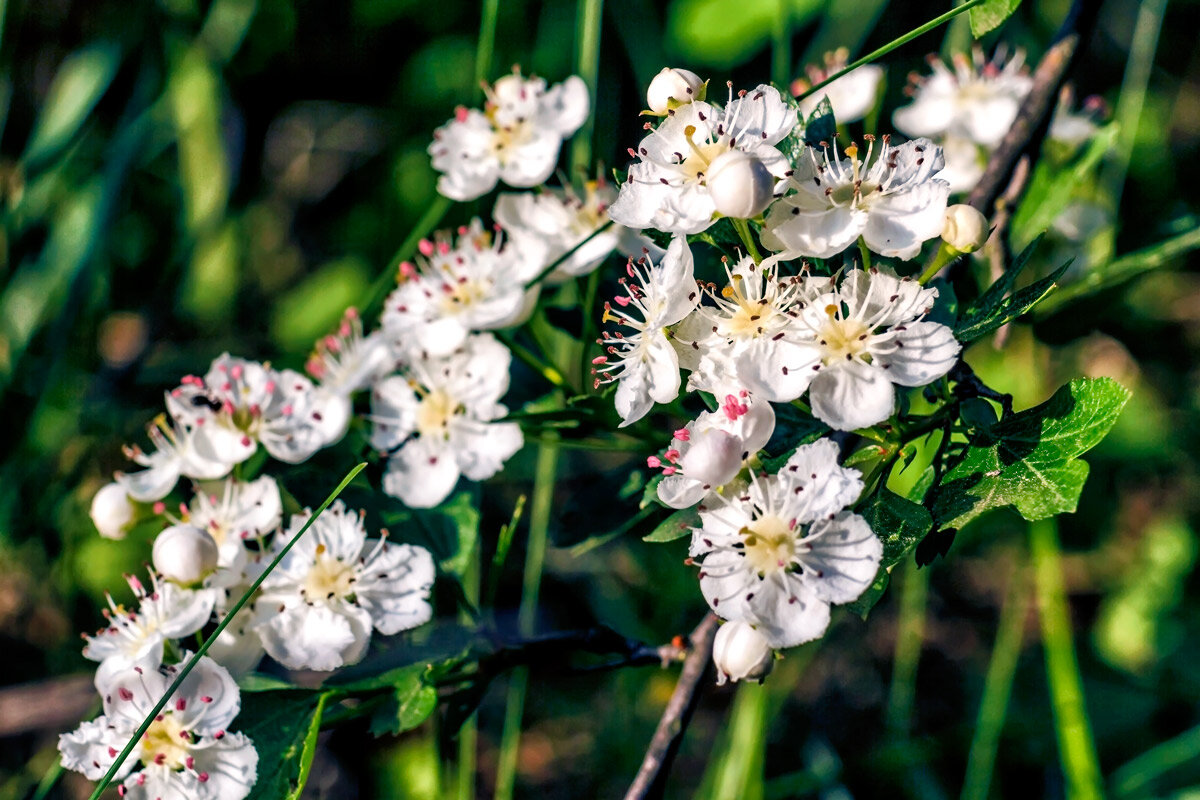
[{"xmin": 624, "ymin": 613, "xmax": 721, "ymax": 800}]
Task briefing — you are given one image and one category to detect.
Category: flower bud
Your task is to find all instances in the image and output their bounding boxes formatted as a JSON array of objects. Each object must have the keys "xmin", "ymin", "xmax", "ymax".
[
  {"xmin": 706, "ymin": 150, "xmax": 775, "ymax": 219},
  {"xmin": 152, "ymin": 524, "xmax": 219, "ymax": 585},
  {"xmin": 679, "ymin": 429, "xmax": 743, "ymax": 488},
  {"xmin": 942, "ymin": 204, "xmax": 989, "ymax": 254},
  {"xmin": 712, "ymin": 620, "xmax": 774, "ymax": 685},
  {"xmin": 90, "ymin": 482, "xmax": 135, "ymax": 540},
  {"xmin": 646, "ymin": 68, "xmax": 705, "ymax": 115}
]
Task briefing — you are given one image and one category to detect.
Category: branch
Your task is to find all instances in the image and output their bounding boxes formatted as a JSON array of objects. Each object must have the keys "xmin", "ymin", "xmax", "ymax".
[{"xmin": 624, "ymin": 613, "xmax": 720, "ymax": 800}]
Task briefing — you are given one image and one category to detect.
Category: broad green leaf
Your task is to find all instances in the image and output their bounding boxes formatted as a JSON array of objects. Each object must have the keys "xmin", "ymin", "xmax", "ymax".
[
  {"xmin": 240, "ymin": 690, "xmax": 326, "ymax": 800},
  {"xmin": 969, "ymin": 0, "xmax": 1021, "ymax": 38},
  {"xmin": 933, "ymin": 378, "xmax": 1130, "ymax": 531},
  {"xmin": 23, "ymin": 43, "xmax": 122, "ymax": 166},
  {"xmin": 410, "ymin": 491, "xmax": 480, "ymax": 579},
  {"xmin": 846, "ymin": 488, "xmax": 933, "ymax": 617},
  {"xmin": 367, "ymin": 664, "xmax": 439, "ymax": 737},
  {"xmin": 643, "ymin": 507, "xmax": 699, "ymax": 543}
]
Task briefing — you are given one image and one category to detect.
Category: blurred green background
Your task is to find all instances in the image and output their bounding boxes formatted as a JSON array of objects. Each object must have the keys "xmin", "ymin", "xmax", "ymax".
[{"xmin": 2, "ymin": 0, "xmax": 1200, "ymax": 797}]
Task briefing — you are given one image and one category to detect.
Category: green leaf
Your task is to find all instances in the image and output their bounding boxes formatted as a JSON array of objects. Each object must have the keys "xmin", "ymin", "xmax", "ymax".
[
  {"xmin": 240, "ymin": 690, "xmax": 327, "ymax": 800},
  {"xmin": 969, "ymin": 0, "xmax": 1021, "ymax": 38},
  {"xmin": 933, "ymin": 378, "xmax": 1130, "ymax": 531},
  {"xmin": 367, "ymin": 664, "xmax": 439, "ymax": 737},
  {"xmin": 846, "ymin": 488, "xmax": 934, "ymax": 617},
  {"xmin": 410, "ymin": 491, "xmax": 480, "ymax": 579},
  {"xmin": 23, "ymin": 42, "xmax": 122, "ymax": 166},
  {"xmin": 238, "ymin": 673, "xmax": 298, "ymax": 692},
  {"xmin": 954, "ymin": 235, "xmax": 1071, "ymax": 343},
  {"xmin": 643, "ymin": 507, "xmax": 699, "ymax": 543},
  {"xmin": 803, "ymin": 96, "xmax": 837, "ymax": 147}
]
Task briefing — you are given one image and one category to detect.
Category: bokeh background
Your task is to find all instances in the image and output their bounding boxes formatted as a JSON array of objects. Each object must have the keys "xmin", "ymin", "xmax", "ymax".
[{"xmin": 2, "ymin": 0, "xmax": 1200, "ymax": 797}]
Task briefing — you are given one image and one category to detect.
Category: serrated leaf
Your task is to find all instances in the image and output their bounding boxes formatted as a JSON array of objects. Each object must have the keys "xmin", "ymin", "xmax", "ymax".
[
  {"xmin": 643, "ymin": 506, "xmax": 699, "ymax": 543},
  {"xmin": 240, "ymin": 690, "xmax": 326, "ymax": 800},
  {"xmin": 933, "ymin": 378, "xmax": 1130, "ymax": 531},
  {"xmin": 969, "ymin": 0, "xmax": 1021, "ymax": 38},
  {"xmin": 367, "ymin": 664, "xmax": 439, "ymax": 737},
  {"xmin": 955, "ymin": 238, "xmax": 1070, "ymax": 344},
  {"xmin": 803, "ymin": 96, "xmax": 837, "ymax": 147},
  {"xmin": 846, "ymin": 488, "xmax": 934, "ymax": 617}
]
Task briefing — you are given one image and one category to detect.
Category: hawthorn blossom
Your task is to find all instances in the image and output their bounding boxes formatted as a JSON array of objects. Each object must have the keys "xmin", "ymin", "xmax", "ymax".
[
  {"xmin": 167, "ymin": 354, "xmax": 327, "ymax": 467},
  {"xmin": 893, "ymin": 48, "xmax": 1032, "ymax": 149},
  {"xmin": 186, "ymin": 475, "xmax": 283, "ymax": 570},
  {"xmin": 371, "ymin": 333, "xmax": 523, "ymax": 508},
  {"xmin": 91, "ymin": 482, "xmax": 137, "ymax": 540},
  {"xmin": 152, "ymin": 525, "xmax": 219, "ymax": 585},
  {"xmin": 116, "ymin": 416, "xmax": 235, "ymax": 503},
  {"xmin": 653, "ymin": 390, "xmax": 776, "ymax": 509},
  {"xmin": 59, "ymin": 655, "xmax": 257, "ymax": 800},
  {"xmin": 793, "ymin": 48, "xmax": 884, "ymax": 124},
  {"xmin": 691, "ymin": 439, "xmax": 879, "ymax": 647},
  {"xmin": 306, "ymin": 306, "xmax": 395, "ymax": 445},
  {"xmin": 763, "ymin": 136, "xmax": 950, "ymax": 260},
  {"xmin": 254, "ymin": 502, "xmax": 435, "ymax": 671},
  {"xmin": 646, "ymin": 68, "xmax": 706, "ymax": 115},
  {"xmin": 610, "ymin": 84, "xmax": 798, "ymax": 234},
  {"xmin": 382, "ymin": 220, "xmax": 536, "ymax": 360},
  {"xmin": 592, "ymin": 237, "xmax": 699, "ymax": 426},
  {"xmin": 713, "ymin": 620, "xmax": 775, "ymax": 685},
  {"xmin": 82, "ymin": 572, "xmax": 214, "ymax": 676},
  {"xmin": 429, "ymin": 70, "xmax": 589, "ymax": 201},
  {"xmin": 746, "ymin": 268, "xmax": 960, "ymax": 431},
  {"xmin": 494, "ymin": 180, "xmax": 655, "ymax": 283}
]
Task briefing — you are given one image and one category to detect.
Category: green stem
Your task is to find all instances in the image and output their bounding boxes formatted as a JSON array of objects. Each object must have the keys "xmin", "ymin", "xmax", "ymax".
[
  {"xmin": 772, "ymin": 0, "xmax": 791, "ymax": 88},
  {"xmin": 857, "ymin": 236, "xmax": 873, "ymax": 271},
  {"xmin": 795, "ymin": 0, "xmax": 988, "ymax": 103},
  {"xmin": 569, "ymin": 0, "xmax": 604, "ymax": 175},
  {"xmin": 1030, "ymin": 518, "xmax": 1104, "ymax": 800},
  {"xmin": 577, "ymin": 268, "xmax": 602, "ymax": 394},
  {"xmin": 525, "ymin": 220, "xmax": 615, "ymax": 287},
  {"xmin": 498, "ymin": 331, "xmax": 568, "ymax": 388},
  {"xmin": 364, "ymin": 194, "xmax": 453, "ymax": 318},
  {"xmin": 731, "ymin": 217, "xmax": 764, "ymax": 264},
  {"xmin": 886, "ymin": 559, "xmax": 928, "ymax": 737},
  {"xmin": 1111, "ymin": 723, "xmax": 1200, "ymax": 797},
  {"xmin": 918, "ymin": 241, "xmax": 959, "ymax": 284},
  {"xmin": 494, "ymin": 430, "xmax": 561, "ymax": 800},
  {"xmin": 457, "ymin": 514, "xmax": 482, "ymax": 800},
  {"xmin": 961, "ymin": 568, "xmax": 1029, "ymax": 800},
  {"xmin": 87, "ymin": 464, "xmax": 367, "ymax": 800},
  {"xmin": 474, "ymin": 0, "xmax": 500, "ymax": 91}
]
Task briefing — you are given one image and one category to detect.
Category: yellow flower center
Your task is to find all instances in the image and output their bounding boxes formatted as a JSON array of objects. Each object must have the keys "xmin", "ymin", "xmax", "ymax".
[
  {"xmin": 303, "ymin": 545, "xmax": 355, "ymax": 601},
  {"xmin": 681, "ymin": 125, "xmax": 729, "ymax": 181},
  {"xmin": 819, "ymin": 310, "xmax": 870, "ymax": 364},
  {"xmin": 415, "ymin": 389, "xmax": 459, "ymax": 439},
  {"xmin": 140, "ymin": 714, "xmax": 189, "ymax": 770},
  {"xmin": 742, "ymin": 515, "xmax": 796, "ymax": 575}
]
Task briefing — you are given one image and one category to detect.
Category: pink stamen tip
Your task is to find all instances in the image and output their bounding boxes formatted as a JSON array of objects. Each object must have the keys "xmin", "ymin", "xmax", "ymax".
[
  {"xmin": 646, "ymin": 456, "xmax": 662, "ymax": 468},
  {"xmin": 454, "ymin": 105, "xmax": 469, "ymax": 123},
  {"xmin": 673, "ymin": 428, "xmax": 690, "ymax": 441},
  {"xmin": 663, "ymin": 466, "xmax": 677, "ymax": 475},
  {"xmin": 664, "ymin": 449, "xmax": 680, "ymax": 462},
  {"xmin": 240, "ymin": 436, "xmax": 252, "ymax": 448},
  {"xmin": 614, "ymin": 295, "xmax": 631, "ymax": 307},
  {"xmin": 153, "ymin": 502, "xmax": 166, "ymax": 514},
  {"xmin": 418, "ymin": 239, "xmax": 434, "ymax": 256},
  {"xmin": 591, "ymin": 356, "xmax": 607, "ymax": 365},
  {"xmin": 399, "ymin": 261, "xmax": 417, "ymax": 278}
]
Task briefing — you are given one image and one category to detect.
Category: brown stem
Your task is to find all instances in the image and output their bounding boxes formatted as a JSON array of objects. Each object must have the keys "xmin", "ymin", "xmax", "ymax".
[{"xmin": 623, "ymin": 613, "xmax": 721, "ymax": 800}]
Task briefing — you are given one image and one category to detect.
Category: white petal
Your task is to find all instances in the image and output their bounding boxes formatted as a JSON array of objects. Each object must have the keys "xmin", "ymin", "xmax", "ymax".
[
  {"xmin": 657, "ymin": 475, "xmax": 708, "ymax": 509},
  {"xmin": 736, "ymin": 337, "xmax": 820, "ymax": 402},
  {"xmin": 877, "ymin": 321, "xmax": 960, "ymax": 387},
  {"xmin": 357, "ymin": 543, "xmax": 436, "ymax": 635},
  {"xmin": 749, "ymin": 578, "xmax": 831, "ymax": 648},
  {"xmin": 59, "ymin": 718, "xmax": 129, "ymax": 781},
  {"xmin": 808, "ymin": 361, "xmax": 895, "ymax": 431},
  {"xmin": 455, "ymin": 420, "xmax": 523, "ymax": 481},
  {"xmin": 863, "ymin": 179, "xmax": 951, "ymax": 260},
  {"xmin": 778, "ymin": 439, "xmax": 864, "ymax": 523},
  {"xmin": 382, "ymin": 439, "xmax": 461, "ymax": 508},
  {"xmin": 802, "ymin": 512, "xmax": 882, "ymax": 604},
  {"xmin": 257, "ymin": 604, "xmax": 362, "ymax": 671}
]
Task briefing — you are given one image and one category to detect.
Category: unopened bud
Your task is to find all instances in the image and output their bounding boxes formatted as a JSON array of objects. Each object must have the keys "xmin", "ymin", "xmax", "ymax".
[
  {"xmin": 90, "ymin": 482, "xmax": 135, "ymax": 540},
  {"xmin": 152, "ymin": 524, "xmax": 219, "ymax": 585},
  {"xmin": 678, "ymin": 429, "xmax": 743, "ymax": 488},
  {"xmin": 646, "ymin": 68, "xmax": 705, "ymax": 115},
  {"xmin": 942, "ymin": 204, "xmax": 989, "ymax": 254},
  {"xmin": 707, "ymin": 150, "xmax": 774, "ymax": 219},
  {"xmin": 712, "ymin": 620, "xmax": 774, "ymax": 685}
]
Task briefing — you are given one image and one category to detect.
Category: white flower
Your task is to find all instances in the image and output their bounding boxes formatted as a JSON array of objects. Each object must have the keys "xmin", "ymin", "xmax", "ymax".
[
  {"xmin": 748, "ymin": 268, "xmax": 960, "ymax": 431},
  {"xmin": 1049, "ymin": 87, "xmax": 1106, "ymax": 147},
  {"xmin": 152, "ymin": 525, "xmax": 219, "ymax": 586},
  {"xmin": 893, "ymin": 48, "xmax": 1032, "ymax": 149},
  {"xmin": 306, "ymin": 306, "xmax": 395, "ymax": 445},
  {"xmin": 653, "ymin": 390, "xmax": 776, "ymax": 509},
  {"xmin": 91, "ymin": 482, "xmax": 136, "ymax": 540},
  {"xmin": 763, "ymin": 136, "xmax": 950, "ymax": 260},
  {"xmin": 186, "ymin": 476, "xmax": 283, "ymax": 570},
  {"xmin": 382, "ymin": 220, "xmax": 536, "ymax": 360},
  {"xmin": 429, "ymin": 70, "xmax": 589, "ymax": 201},
  {"xmin": 942, "ymin": 203, "xmax": 990, "ymax": 253},
  {"xmin": 793, "ymin": 48, "xmax": 884, "ymax": 124},
  {"xmin": 646, "ymin": 67, "xmax": 705, "ymax": 115},
  {"xmin": 706, "ymin": 150, "xmax": 775, "ymax": 219},
  {"xmin": 59, "ymin": 655, "xmax": 257, "ymax": 800},
  {"xmin": 116, "ymin": 416, "xmax": 235, "ymax": 503},
  {"xmin": 609, "ymin": 83, "xmax": 798, "ymax": 234},
  {"xmin": 371, "ymin": 333, "xmax": 523, "ymax": 508},
  {"xmin": 494, "ymin": 180, "xmax": 656, "ymax": 284},
  {"xmin": 167, "ymin": 355, "xmax": 328, "ymax": 466},
  {"xmin": 691, "ymin": 439, "xmax": 880, "ymax": 647},
  {"xmin": 82, "ymin": 572, "xmax": 214, "ymax": 675},
  {"xmin": 712, "ymin": 620, "xmax": 774, "ymax": 685},
  {"xmin": 254, "ymin": 502, "xmax": 435, "ymax": 671},
  {"xmin": 592, "ymin": 237, "xmax": 700, "ymax": 426}
]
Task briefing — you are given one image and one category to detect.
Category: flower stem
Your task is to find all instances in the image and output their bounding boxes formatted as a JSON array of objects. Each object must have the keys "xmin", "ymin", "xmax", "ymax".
[
  {"xmin": 1030, "ymin": 517, "xmax": 1104, "ymax": 800},
  {"xmin": 731, "ymin": 217, "xmax": 764, "ymax": 264},
  {"xmin": 525, "ymin": 220, "xmax": 615, "ymax": 288},
  {"xmin": 918, "ymin": 241, "xmax": 958, "ymax": 284},
  {"xmin": 771, "ymin": 0, "xmax": 791, "ymax": 89},
  {"xmin": 795, "ymin": 0, "xmax": 988, "ymax": 103},
  {"xmin": 473, "ymin": 0, "xmax": 500, "ymax": 91},
  {"xmin": 857, "ymin": 236, "xmax": 872, "ymax": 271},
  {"xmin": 86, "ymin": 463, "xmax": 367, "ymax": 800},
  {"xmin": 885, "ymin": 558, "xmax": 928, "ymax": 737},
  {"xmin": 960, "ymin": 565, "xmax": 1029, "ymax": 800},
  {"xmin": 569, "ymin": 0, "xmax": 604, "ymax": 175}
]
